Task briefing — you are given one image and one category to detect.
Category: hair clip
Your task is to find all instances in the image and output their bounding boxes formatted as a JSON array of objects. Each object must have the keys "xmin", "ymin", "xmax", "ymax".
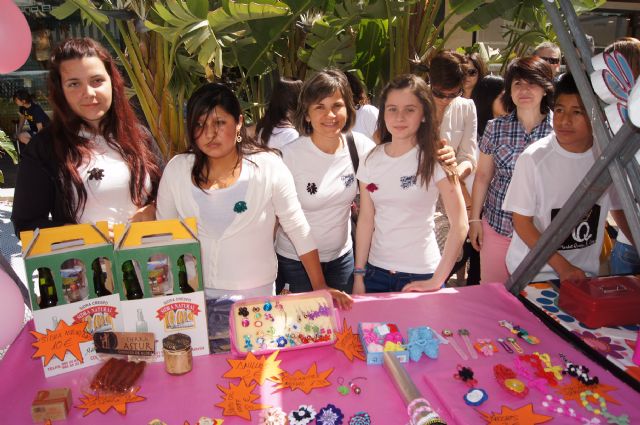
[
  {"xmin": 288, "ymin": 405, "xmax": 316, "ymax": 425},
  {"xmin": 454, "ymin": 365, "xmax": 477, "ymax": 387},
  {"xmin": 348, "ymin": 411, "xmax": 371, "ymax": 425},
  {"xmin": 316, "ymin": 404, "xmax": 344, "ymax": 425},
  {"xmin": 560, "ymin": 354, "xmax": 599, "ymax": 386},
  {"xmin": 518, "ymin": 354, "xmax": 557, "ymax": 387},
  {"xmin": 513, "ymin": 356, "xmax": 549, "ymax": 393},
  {"xmin": 541, "ymin": 394, "xmax": 601, "ymax": 424},
  {"xmin": 494, "ymin": 364, "xmax": 528, "ymax": 398},
  {"xmin": 454, "ymin": 365, "xmax": 488, "ymax": 406},
  {"xmin": 580, "ymin": 390, "xmax": 629, "ymax": 425},
  {"xmin": 473, "ymin": 338, "xmax": 498, "ymax": 357},
  {"xmin": 506, "ymin": 337, "xmax": 523, "ymax": 354},
  {"xmin": 337, "ymin": 377, "xmax": 349, "ymax": 395},
  {"xmin": 497, "ymin": 338, "xmax": 514, "ymax": 354},
  {"xmin": 458, "ymin": 329, "xmax": 478, "ymax": 359},
  {"xmin": 533, "ymin": 352, "xmax": 564, "ymax": 382},
  {"xmin": 442, "ymin": 329, "xmax": 468, "ymax": 360},
  {"xmin": 499, "ymin": 320, "xmax": 539, "ymax": 344}
]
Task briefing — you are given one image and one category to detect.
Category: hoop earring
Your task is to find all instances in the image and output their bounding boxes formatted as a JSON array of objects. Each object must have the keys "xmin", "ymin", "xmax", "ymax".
[{"xmin": 235, "ymin": 132, "xmax": 242, "ymax": 144}]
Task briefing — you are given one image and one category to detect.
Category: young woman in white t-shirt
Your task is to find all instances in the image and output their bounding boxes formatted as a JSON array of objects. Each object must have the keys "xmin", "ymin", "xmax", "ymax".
[
  {"xmin": 156, "ymin": 83, "xmax": 352, "ymax": 352},
  {"xmin": 255, "ymin": 78, "xmax": 303, "ymax": 150},
  {"xmin": 275, "ymin": 70, "xmax": 376, "ymax": 294},
  {"xmin": 353, "ymin": 74, "xmax": 468, "ymax": 293}
]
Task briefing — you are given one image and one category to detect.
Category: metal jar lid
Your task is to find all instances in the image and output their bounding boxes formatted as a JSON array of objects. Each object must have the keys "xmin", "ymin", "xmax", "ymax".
[{"xmin": 163, "ymin": 333, "xmax": 191, "ymax": 351}]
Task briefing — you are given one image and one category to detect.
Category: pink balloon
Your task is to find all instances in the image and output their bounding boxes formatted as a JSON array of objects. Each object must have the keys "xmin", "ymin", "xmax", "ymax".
[
  {"xmin": 0, "ymin": 0, "xmax": 32, "ymax": 74},
  {"xmin": 0, "ymin": 267, "xmax": 25, "ymax": 348}
]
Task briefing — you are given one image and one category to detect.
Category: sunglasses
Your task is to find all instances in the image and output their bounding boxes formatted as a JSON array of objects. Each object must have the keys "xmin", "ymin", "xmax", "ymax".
[
  {"xmin": 465, "ymin": 68, "xmax": 478, "ymax": 77},
  {"xmin": 540, "ymin": 56, "xmax": 561, "ymax": 65},
  {"xmin": 432, "ymin": 88, "xmax": 463, "ymax": 99}
]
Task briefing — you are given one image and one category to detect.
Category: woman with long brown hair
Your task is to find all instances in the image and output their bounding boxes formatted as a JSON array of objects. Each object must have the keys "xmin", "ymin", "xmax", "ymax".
[
  {"xmin": 12, "ymin": 37, "xmax": 161, "ymax": 233},
  {"xmin": 353, "ymin": 74, "xmax": 467, "ymax": 293}
]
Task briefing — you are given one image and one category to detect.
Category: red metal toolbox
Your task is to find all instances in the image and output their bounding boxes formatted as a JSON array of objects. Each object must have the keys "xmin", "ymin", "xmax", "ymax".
[{"xmin": 558, "ymin": 275, "xmax": 640, "ymax": 328}]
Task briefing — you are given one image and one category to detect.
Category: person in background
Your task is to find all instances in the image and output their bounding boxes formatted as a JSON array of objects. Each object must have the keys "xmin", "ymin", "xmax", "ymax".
[
  {"xmin": 472, "ymin": 75, "xmax": 507, "ymax": 139},
  {"xmin": 469, "ymin": 56, "xmax": 554, "ymax": 284},
  {"xmin": 12, "ymin": 89, "xmax": 50, "ymax": 145},
  {"xmin": 503, "ymin": 73, "xmax": 632, "ymax": 282},
  {"xmin": 353, "ymin": 74, "xmax": 467, "ymax": 293},
  {"xmin": 12, "ymin": 37, "xmax": 161, "ymax": 234},
  {"xmin": 428, "ymin": 50, "xmax": 478, "ymax": 286},
  {"xmin": 255, "ymin": 77, "xmax": 303, "ymax": 150},
  {"xmin": 156, "ymin": 83, "xmax": 352, "ymax": 352},
  {"xmin": 275, "ymin": 70, "xmax": 376, "ymax": 295},
  {"xmin": 533, "ymin": 41, "xmax": 562, "ymax": 76},
  {"xmin": 462, "ymin": 52, "xmax": 488, "ymax": 99},
  {"xmin": 605, "ymin": 36, "xmax": 640, "ymax": 274},
  {"xmin": 345, "ymin": 71, "xmax": 379, "ymax": 141}
]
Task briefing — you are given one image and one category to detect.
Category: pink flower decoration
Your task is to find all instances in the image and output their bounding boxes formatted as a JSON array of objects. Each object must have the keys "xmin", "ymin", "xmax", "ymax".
[
  {"xmin": 384, "ymin": 332, "xmax": 403, "ymax": 344},
  {"xmin": 366, "ymin": 183, "xmax": 378, "ymax": 193},
  {"xmin": 362, "ymin": 329, "xmax": 378, "ymax": 345}
]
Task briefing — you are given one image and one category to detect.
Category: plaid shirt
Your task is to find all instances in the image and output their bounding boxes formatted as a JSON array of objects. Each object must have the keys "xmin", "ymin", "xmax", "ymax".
[{"xmin": 479, "ymin": 111, "xmax": 553, "ymax": 237}]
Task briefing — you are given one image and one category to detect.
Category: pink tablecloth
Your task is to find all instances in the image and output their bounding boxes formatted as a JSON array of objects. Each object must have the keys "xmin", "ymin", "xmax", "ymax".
[{"xmin": 1, "ymin": 283, "xmax": 638, "ymax": 424}]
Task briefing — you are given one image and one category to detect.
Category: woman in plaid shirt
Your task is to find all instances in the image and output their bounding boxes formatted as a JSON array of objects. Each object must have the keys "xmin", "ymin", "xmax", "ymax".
[{"xmin": 469, "ymin": 57, "xmax": 554, "ymax": 284}]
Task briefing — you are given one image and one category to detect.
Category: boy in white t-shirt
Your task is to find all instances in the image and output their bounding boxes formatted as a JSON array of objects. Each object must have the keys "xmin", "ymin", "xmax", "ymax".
[{"xmin": 503, "ymin": 73, "xmax": 632, "ymax": 282}]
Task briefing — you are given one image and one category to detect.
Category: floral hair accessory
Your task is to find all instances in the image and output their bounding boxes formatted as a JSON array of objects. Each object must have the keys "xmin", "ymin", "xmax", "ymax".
[
  {"xmin": 384, "ymin": 331, "xmax": 403, "ymax": 344},
  {"xmin": 316, "ymin": 404, "xmax": 344, "ymax": 425},
  {"xmin": 362, "ymin": 329, "xmax": 377, "ymax": 345},
  {"xmin": 454, "ymin": 365, "xmax": 477, "ymax": 387},
  {"xmin": 494, "ymin": 364, "xmax": 528, "ymax": 398},
  {"xmin": 288, "ymin": 405, "xmax": 316, "ymax": 425},
  {"xmin": 383, "ymin": 341, "xmax": 404, "ymax": 352},
  {"xmin": 348, "ymin": 411, "xmax": 371, "ymax": 425},
  {"xmin": 261, "ymin": 407, "xmax": 287, "ymax": 425}
]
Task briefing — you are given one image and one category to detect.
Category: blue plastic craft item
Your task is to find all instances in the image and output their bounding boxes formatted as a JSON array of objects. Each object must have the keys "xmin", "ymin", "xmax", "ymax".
[{"xmin": 406, "ymin": 326, "xmax": 440, "ymax": 361}]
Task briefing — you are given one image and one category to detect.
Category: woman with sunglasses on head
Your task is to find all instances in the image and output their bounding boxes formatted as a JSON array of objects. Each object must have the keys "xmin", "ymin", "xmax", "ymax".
[
  {"xmin": 428, "ymin": 50, "xmax": 478, "ymax": 286},
  {"xmin": 469, "ymin": 56, "xmax": 554, "ymax": 285},
  {"xmin": 353, "ymin": 74, "xmax": 467, "ymax": 293},
  {"xmin": 462, "ymin": 53, "xmax": 488, "ymax": 99},
  {"xmin": 156, "ymin": 83, "xmax": 352, "ymax": 352},
  {"xmin": 12, "ymin": 37, "xmax": 161, "ymax": 234}
]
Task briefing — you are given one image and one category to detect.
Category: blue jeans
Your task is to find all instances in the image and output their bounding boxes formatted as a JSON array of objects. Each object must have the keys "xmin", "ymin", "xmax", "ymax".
[
  {"xmin": 610, "ymin": 241, "xmax": 640, "ymax": 275},
  {"xmin": 277, "ymin": 250, "xmax": 354, "ymax": 294},
  {"xmin": 364, "ymin": 263, "xmax": 434, "ymax": 293}
]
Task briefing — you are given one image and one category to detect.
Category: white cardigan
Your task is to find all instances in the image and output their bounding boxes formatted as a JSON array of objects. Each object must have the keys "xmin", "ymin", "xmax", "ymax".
[{"xmin": 156, "ymin": 151, "xmax": 316, "ymax": 291}]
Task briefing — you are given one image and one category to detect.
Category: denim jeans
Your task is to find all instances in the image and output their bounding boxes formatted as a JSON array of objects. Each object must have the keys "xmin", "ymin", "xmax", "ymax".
[
  {"xmin": 610, "ymin": 241, "xmax": 640, "ymax": 275},
  {"xmin": 277, "ymin": 250, "xmax": 354, "ymax": 294},
  {"xmin": 364, "ymin": 263, "xmax": 434, "ymax": 293}
]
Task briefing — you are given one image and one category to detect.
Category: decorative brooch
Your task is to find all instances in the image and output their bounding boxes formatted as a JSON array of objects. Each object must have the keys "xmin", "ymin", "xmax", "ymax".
[
  {"xmin": 87, "ymin": 167, "xmax": 105, "ymax": 181},
  {"xmin": 288, "ymin": 405, "xmax": 316, "ymax": 425},
  {"xmin": 365, "ymin": 183, "xmax": 378, "ymax": 193},
  {"xmin": 315, "ymin": 404, "xmax": 344, "ymax": 425},
  {"xmin": 233, "ymin": 201, "xmax": 247, "ymax": 213},
  {"xmin": 307, "ymin": 182, "xmax": 318, "ymax": 195}
]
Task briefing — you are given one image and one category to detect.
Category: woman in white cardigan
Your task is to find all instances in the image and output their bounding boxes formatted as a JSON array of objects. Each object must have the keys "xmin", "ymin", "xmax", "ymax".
[{"xmin": 156, "ymin": 83, "xmax": 352, "ymax": 352}]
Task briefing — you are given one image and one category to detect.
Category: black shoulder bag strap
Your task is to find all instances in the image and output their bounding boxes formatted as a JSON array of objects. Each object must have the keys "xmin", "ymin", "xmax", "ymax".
[{"xmin": 345, "ymin": 131, "xmax": 359, "ymax": 173}]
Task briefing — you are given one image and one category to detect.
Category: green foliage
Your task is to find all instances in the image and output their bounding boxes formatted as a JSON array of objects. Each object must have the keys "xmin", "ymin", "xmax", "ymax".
[{"xmin": 0, "ymin": 130, "xmax": 18, "ymax": 165}]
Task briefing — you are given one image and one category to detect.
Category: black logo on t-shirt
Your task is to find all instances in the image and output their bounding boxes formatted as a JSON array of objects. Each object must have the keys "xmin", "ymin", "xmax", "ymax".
[{"xmin": 550, "ymin": 204, "xmax": 600, "ymax": 250}]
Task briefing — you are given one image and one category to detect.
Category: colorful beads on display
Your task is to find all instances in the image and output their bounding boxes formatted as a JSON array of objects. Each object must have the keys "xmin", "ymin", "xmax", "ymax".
[
  {"xmin": 560, "ymin": 354, "xmax": 599, "ymax": 386},
  {"xmin": 580, "ymin": 391, "xmax": 629, "ymax": 425},
  {"xmin": 540, "ymin": 394, "xmax": 600, "ymax": 423}
]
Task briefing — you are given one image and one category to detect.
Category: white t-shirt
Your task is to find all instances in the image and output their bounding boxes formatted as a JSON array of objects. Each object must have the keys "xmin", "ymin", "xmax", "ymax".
[
  {"xmin": 356, "ymin": 145, "xmax": 447, "ymax": 274},
  {"xmin": 192, "ymin": 159, "xmax": 251, "ymax": 240},
  {"xmin": 353, "ymin": 104, "xmax": 379, "ymax": 140},
  {"xmin": 276, "ymin": 132, "xmax": 375, "ymax": 262},
  {"xmin": 265, "ymin": 127, "xmax": 299, "ymax": 151},
  {"xmin": 76, "ymin": 132, "xmax": 150, "ymax": 225},
  {"xmin": 503, "ymin": 134, "xmax": 620, "ymax": 281}
]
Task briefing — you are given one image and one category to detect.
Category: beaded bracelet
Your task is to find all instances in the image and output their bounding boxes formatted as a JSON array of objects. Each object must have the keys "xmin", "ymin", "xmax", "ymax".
[
  {"xmin": 540, "ymin": 394, "xmax": 598, "ymax": 423},
  {"xmin": 353, "ymin": 267, "xmax": 366, "ymax": 276},
  {"xmin": 407, "ymin": 398, "xmax": 432, "ymax": 416},
  {"xmin": 580, "ymin": 390, "xmax": 629, "ymax": 425}
]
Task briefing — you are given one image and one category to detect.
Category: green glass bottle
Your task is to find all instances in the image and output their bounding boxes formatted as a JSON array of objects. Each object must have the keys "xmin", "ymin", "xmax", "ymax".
[
  {"xmin": 91, "ymin": 258, "xmax": 112, "ymax": 297},
  {"xmin": 122, "ymin": 260, "xmax": 144, "ymax": 300},
  {"xmin": 177, "ymin": 255, "xmax": 194, "ymax": 293},
  {"xmin": 37, "ymin": 267, "xmax": 58, "ymax": 309}
]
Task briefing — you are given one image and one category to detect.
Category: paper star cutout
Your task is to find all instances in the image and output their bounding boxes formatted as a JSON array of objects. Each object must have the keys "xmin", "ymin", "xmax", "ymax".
[
  {"xmin": 216, "ymin": 380, "xmax": 268, "ymax": 421},
  {"xmin": 557, "ymin": 377, "xmax": 620, "ymax": 405},
  {"xmin": 478, "ymin": 404, "xmax": 553, "ymax": 424},
  {"xmin": 223, "ymin": 351, "xmax": 283, "ymax": 385},
  {"xmin": 31, "ymin": 319, "xmax": 92, "ymax": 366},
  {"xmin": 273, "ymin": 362, "xmax": 333, "ymax": 394},
  {"xmin": 76, "ymin": 387, "xmax": 146, "ymax": 416},
  {"xmin": 334, "ymin": 318, "xmax": 365, "ymax": 361}
]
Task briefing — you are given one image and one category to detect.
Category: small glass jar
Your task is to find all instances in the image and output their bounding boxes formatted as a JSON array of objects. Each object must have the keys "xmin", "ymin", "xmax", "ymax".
[{"xmin": 163, "ymin": 333, "xmax": 192, "ymax": 375}]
